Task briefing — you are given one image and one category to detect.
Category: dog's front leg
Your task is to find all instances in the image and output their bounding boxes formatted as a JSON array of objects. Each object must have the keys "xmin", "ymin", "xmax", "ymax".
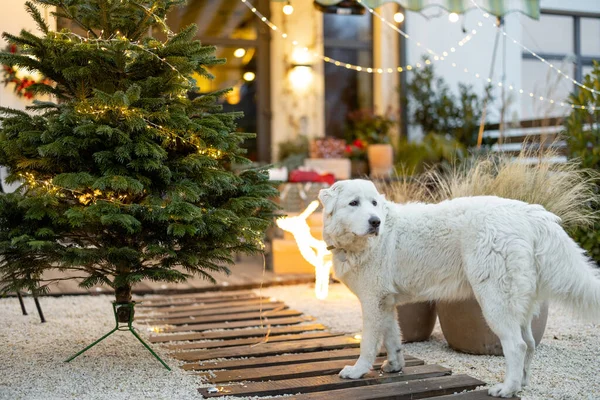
[{"xmin": 339, "ymin": 296, "xmax": 383, "ymax": 379}]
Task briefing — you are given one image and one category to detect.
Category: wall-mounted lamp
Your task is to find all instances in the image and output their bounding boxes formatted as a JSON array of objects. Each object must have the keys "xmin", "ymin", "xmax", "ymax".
[
  {"xmin": 283, "ymin": 1, "xmax": 294, "ymax": 15},
  {"xmin": 289, "ymin": 64, "xmax": 313, "ymax": 92}
]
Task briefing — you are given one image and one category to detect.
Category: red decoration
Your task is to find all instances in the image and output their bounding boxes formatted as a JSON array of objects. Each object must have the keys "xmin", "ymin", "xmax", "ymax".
[
  {"xmin": 289, "ymin": 170, "xmax": 335, "ymax": 185},
  {"xmin": 1, "ymin": 44, "xmax": 51, "ymax": 100}
]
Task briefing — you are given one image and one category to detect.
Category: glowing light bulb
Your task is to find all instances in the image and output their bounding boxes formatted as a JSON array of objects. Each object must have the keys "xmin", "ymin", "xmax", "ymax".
[
  {"xmin": 243, "ymin": 71, "xmax": 255, "ymax": 81},
  {"xmin": 448, "ymin": 12, "xmax": 459, "ymax": 23},
  {"xmin": 283, "ymin": 2, "xmax": 294, "ymax": 15},
  {"xmin": 233, "ymin": 48, "xmax": 246, "ymax": 58},
  {"xmin": 393, "ymin": 12, "xmax": 404, "ymax": 24}
]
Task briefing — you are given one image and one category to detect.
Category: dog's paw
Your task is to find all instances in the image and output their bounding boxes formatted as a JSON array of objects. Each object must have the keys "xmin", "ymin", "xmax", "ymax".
[
  {"xmin": 339, "ymin": 365, "xmax": 369, "ymax": 379},
  {"xmin": 488, "ymin": 383, "xmax": 520, "ymax": 398},
  {"xmin": 381, "ymin": 360, "xmax": 403, "ymax": 373}
]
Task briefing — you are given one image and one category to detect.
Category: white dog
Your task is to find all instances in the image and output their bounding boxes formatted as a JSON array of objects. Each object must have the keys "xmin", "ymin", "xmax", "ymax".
[{"xmin": 319, "ymin": 179, "xmax": 600, "ymax": 398}]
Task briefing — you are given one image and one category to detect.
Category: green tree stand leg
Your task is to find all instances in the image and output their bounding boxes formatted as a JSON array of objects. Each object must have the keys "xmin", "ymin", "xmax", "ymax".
[{"xmin": 64, "ymin": 302, "xmax": 171, "ymax": 371}]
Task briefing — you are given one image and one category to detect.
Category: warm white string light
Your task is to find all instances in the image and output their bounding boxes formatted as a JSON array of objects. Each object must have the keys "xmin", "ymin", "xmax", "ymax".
[
  {"xmin": 357, "ymin": 0, "xmax": 599, "ymax": 111},
  {"xmin": 53, "ymin": 31, "xmax": 187, "ymax": 81},
  {"xmin": 240, "ymin": 0, "xmax": 478, "ymax": 74},
  {"xmin": 469, "ymin": 0, "xmax": 600, "ymax": 96},
  {"xmin": 244, "ymin": 0, "xmax": 598, "ymax": 110}
]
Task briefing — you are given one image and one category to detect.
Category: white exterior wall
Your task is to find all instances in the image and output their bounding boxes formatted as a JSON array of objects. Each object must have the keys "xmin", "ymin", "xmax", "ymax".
[
  {"xmin": 404, "ymin": 0, "xmax": 600, "ymax": 126},
  {"xmin": 269, "ymin": 1, "xmax": 325, "ymax": 162}
]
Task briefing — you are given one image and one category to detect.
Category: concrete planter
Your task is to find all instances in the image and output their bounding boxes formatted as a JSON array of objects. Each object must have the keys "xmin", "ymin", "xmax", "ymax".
[
  {"xmin": 367, "ymin": 144, "xmax": 394, "ymax": 178},
  {"xmin": 437, "ymin": 298, "xmax": 549, "ymax": 355},
  {"xmin": 397, "ymin": 302, "xmax": 437, "ymax": 343}
]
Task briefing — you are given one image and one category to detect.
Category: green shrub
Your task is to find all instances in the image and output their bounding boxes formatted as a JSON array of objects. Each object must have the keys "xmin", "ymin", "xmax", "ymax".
[{"xmin": 564, "ymin": 61, "xmax": 600, "ymax": 264}]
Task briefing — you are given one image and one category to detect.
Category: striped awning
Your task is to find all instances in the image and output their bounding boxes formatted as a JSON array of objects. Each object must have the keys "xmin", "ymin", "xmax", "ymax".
[{"xmin": 313, "ymin": 0, "xmax": 540, "ymax": 19}]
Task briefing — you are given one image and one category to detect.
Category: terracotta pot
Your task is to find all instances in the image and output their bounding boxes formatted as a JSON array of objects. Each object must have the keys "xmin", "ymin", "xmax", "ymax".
[
  {"xmin": 367, "ymin": 144, "xmax": 394, "ymax": 178},
  {"xmin": 437, "ymin": 298, "xmax": 549, "ymax": 355},
  {"xmin": 397, "ymin": 302, "xmax": 437, "ymax": 343},
  {"xmin": 350, "ymin": 159, "xmax": 369, "ymax": 178}
]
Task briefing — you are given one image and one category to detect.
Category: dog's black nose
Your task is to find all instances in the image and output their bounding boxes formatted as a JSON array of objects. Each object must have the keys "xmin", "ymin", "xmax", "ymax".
[{"xmin": 369, "ymin": 217, "xmax": 381, "ymax": 228}]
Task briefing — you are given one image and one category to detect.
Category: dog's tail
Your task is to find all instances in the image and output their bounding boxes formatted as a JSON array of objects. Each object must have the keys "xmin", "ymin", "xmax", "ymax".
[{"xmin": 534, "ymin": 207, "xmax": 600, "ymax": 321}]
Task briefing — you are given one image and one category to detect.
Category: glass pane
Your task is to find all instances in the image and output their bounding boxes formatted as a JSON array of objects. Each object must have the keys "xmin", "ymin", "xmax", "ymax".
[
  {"xmin": 193, "ymin": 46, "xmax": 258, "ymax": 160},
  {"xmin": 167, "ymin": 0, "xmax": 257, "ymax": 41},
  {"xmin": 581, "ymin": 18, "xmax": 600, "ymax": 56},
  {"xmin": 583, "ymin": 65, "xmax": 595, "ymax": 78},
  {"xmin": 323, "ymin": 12, "xmax": 372, "ymax": 42},
  {"xmin": 521, "ymin": 14, "xmax": 574, "ymax": 55},
  {"xmin": 324, "ymin": 48, "xmax": 373, "ymax": 138},
  {"xmin": 520, "ymin": 59, "xmax": 575, "ymax": 120}
]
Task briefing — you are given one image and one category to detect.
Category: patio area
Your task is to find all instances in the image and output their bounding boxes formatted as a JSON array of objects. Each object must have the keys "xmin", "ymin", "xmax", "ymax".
[{"xmin": 1, "ymin": 283, "xmax": 598, "ymax": 400}]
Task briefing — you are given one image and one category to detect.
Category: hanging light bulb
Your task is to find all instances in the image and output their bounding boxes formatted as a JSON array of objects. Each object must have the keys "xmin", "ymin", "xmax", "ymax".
[
  {"xmin": 393, "ymin": 12, "xmax": 404, "ymax": 24},
  {"xmin": 448, "ymin": 12, "xmax": 459, "ymax": 23},
  {"xmin": 233, "ymin": 48, "xmax": 246, "ymax": 58},
  {"xmin": 283, "ymin": 1, "xmax": 294, "ymax": 15}
]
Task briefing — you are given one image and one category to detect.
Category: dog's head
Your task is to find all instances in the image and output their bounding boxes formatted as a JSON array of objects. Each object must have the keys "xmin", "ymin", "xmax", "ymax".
[{"xmin": 318, "ymin": 179, "xmax": 386, "ymax": 247}]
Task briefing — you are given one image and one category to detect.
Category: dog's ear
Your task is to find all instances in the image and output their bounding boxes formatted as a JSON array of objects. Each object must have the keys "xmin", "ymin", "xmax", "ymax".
[{"xmin": 319, "ymin": 185, "xmax": 338, "ymax": 215}]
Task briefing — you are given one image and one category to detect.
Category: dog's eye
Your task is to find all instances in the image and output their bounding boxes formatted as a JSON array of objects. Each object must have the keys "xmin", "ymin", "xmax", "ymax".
[
  {"xmin": 372, "ymin": 200, "xmax": 377, "ymax": 206},
  {"xmin": 349, "ymin": 200, "xmax": 359, "ymax": 206}
]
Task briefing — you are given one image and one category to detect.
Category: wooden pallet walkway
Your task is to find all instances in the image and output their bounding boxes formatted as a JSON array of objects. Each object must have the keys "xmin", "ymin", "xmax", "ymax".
[{"xmin": 136, "ymin": 290, "xmax": 519, "ymax": 399}]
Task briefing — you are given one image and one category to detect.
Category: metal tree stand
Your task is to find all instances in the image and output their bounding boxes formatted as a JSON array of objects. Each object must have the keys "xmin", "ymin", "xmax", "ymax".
[
  {"xmin": 64, "ymin": 302, "xmax": 171, "ymax": 371},
  {"xmin": 16, "ymin": 292, "xmax": 46, "ymax": 323}
]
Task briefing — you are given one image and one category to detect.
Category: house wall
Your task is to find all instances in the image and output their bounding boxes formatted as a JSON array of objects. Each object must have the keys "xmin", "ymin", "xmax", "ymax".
[
  {"xmin": 405, "ymin": 0, "xmax": 600, "ymax": 130},
  {"xmin": 269, "ymin": 1, "xmax": 325, "ymax": 162}
]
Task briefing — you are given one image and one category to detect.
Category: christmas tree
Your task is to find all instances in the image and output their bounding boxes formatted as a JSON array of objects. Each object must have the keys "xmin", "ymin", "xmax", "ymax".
[{"xmin": 0, "ymin": 0, "xmax": 278, "ymax": 317}]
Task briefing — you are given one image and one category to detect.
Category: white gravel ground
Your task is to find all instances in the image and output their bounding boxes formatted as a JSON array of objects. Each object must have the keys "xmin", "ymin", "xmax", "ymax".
[{"xmin": 1, "ymin": 285, "xmax": 598, "ymax": 400}]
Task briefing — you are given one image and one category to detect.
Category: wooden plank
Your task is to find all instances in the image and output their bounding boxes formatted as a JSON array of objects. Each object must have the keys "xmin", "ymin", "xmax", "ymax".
[
  {"xmin": 181, "ymin": 347, "xmax": 376, "ymax": 371},
  {"xmin": 174, "ymin": 335, "xmax": 360, "ymax": 361},
  {"xmin": 137, "ymin": 294, "xmax": 263, "ymax": 308},
  {"xmin": 143, "ymin": 290, "xmax": 255, "ymax": 301},
  {"xmin": 168, "ymin": 332, "xmax": 340, "ymax": 351},
  {"xmin": 145, "ymin": 309, "xmax": 303, "ymax": 326},
  {"xmin": 164, "ymin": 316, "xmax": 313, "ymax": 333},
  {"xmin": 136, "ymin": 295, "xmax": 262, "ymax": 308},
  {"xmin": 203, "ymin": 356, "xmax": 425, "ymax": 383},
  {"xmin": 138, "ymin": 302, "xmax": 286, "ymax": 320},
  {"xmin": 431, "ymin": 390, "xmax": 520, "ymax": 400},
  {"xmin": 150, "ymin": 323, "xmax": 327, "ymax": 343},
  {"xmin": 287, "ymin": 375, "xmax": 485, "ymax": 400},
  {"xmin": 198, "ymin": 364, "xmax": 451, "ymax": 398},
  {"xmin": 138, "ymin": 298, "xmax": 278, "ymax": 315}
]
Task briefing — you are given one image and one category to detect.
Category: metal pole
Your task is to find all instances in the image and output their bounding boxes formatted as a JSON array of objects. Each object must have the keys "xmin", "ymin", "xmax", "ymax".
[
  {"xmin": 477, "ymin": 17, "xmax": 503, "ymax": 148},
  {"xmin": 16, "ymin": 292, "xmax": 28, "ymax": 315},
  {"xmin": 33, "ymin": 294, "xmax": 46, "ymax": 323}
]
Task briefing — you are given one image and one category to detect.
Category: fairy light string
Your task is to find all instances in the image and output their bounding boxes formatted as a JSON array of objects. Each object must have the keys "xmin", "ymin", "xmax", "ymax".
[
  {"xmin": 241, "ymin": 0, "xmax": 599, "ymax": 111},
  {"xmin": 468, "ymin": 0, "xmax": 600, "ymax": 97},
  {"xmin": 240, "ymin": 0, "xmax": 479, "ymax": 74}
]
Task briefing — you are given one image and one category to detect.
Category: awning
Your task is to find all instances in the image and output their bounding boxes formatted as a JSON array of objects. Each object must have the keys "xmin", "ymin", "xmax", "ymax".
[{"xmin": 312, "ymin": 0, "xmax": 540, "ymax": 19}]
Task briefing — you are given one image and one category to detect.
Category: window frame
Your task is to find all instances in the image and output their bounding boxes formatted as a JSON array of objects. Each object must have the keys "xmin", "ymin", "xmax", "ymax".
[{"xmin": 523, "ymin": 9, "xmax": 600, "ymax": 86}]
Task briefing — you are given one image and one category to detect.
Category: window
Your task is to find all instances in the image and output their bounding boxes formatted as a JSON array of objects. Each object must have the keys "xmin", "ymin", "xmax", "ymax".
[
  {"xmin": 164, "ymin": 0, "xmax": 271, "ymax": 162},
  {"xmin": 323, "ymin": 12, "xmax": 373, "ymax": 139},
  {"xmin": 520, "ymin": 11, "xmax": 600, "ymax": 120}
]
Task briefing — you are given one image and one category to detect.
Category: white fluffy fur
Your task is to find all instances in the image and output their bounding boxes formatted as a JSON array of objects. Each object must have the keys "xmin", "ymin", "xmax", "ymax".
[{"xmin": 319, "ymin": 179, "xmax": 600, "ymax": 398}]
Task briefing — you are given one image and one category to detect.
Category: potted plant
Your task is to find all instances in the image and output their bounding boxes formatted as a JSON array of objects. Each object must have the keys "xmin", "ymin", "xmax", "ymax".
[
  {"xmin": 344, "ymin": 139, "xmax": 369, "ymax": 178},
  {"xmin": 426, "ymin": 148, "xmax": 598, "ymax": 354},
  {"xmin": 346, "ymin": 109, "xmax": 395, "ymax": 178}
]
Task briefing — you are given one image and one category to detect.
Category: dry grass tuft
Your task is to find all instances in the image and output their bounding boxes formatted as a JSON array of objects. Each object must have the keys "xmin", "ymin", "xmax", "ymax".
[{"xmin": 380, "ymin": 147, "xmax": 599, "ymax": 230}]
